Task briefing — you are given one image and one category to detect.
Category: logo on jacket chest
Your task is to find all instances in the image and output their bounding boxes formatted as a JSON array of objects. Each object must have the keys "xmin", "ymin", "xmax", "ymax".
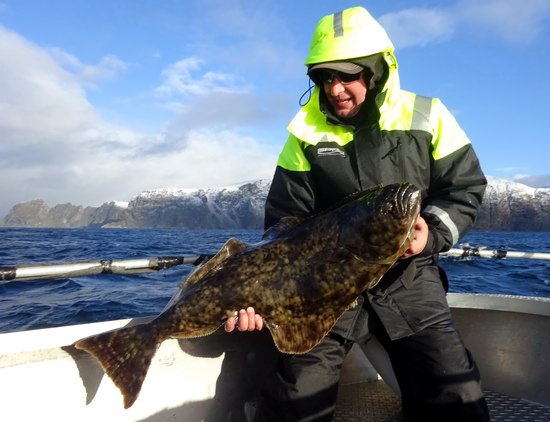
[{"xmin": 317, "ymin": 147, "xmax": 346, "ymax": 157}]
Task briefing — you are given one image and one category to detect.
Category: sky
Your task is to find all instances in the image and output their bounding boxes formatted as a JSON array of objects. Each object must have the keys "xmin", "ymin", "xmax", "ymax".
[{"xmin": 0, "ymin": 0, "xmax": 549, "ymax": 217}]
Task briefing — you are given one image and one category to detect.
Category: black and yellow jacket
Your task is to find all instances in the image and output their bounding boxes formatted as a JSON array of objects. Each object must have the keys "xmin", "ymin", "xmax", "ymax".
[{"xmin": 264, "ymin": 7, "xmax": 487, "ymax": 340}]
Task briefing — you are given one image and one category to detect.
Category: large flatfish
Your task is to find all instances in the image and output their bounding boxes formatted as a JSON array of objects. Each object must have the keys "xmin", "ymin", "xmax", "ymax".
[{"xmin": 74, "ymin": 182, "xmax": 421, "ymax": 408}]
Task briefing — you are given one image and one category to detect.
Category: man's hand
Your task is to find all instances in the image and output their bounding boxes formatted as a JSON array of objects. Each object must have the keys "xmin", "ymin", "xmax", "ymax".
[
  {"xmin": 401, "ymin": 215, "xmax": 429, "ymax": 258},
  {"xmin": 224, "ymin": 307, "xmax": 264, "ymax": 332}
]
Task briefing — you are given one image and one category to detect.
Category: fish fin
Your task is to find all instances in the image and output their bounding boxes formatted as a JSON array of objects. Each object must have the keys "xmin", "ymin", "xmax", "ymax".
[
  {"xmin": 74, "ymin": 323, "xmax": 160, "ymax": 409},
  {"xmin": 262, "ymin": 216, "xmax": 303, "ymax": 240},
  {"xmin": 182, "ymin": 237, "xmax": 247, "ymax": 288},
  {"xmin": 267, "ymin": 315, "xmax": 340, "ymax": 354}
]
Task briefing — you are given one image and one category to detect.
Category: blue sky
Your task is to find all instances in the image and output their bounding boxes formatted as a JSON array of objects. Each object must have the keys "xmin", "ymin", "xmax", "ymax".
[{"xmin": 0, "ymin": 0, "xmax": 549, "ymax": 216}]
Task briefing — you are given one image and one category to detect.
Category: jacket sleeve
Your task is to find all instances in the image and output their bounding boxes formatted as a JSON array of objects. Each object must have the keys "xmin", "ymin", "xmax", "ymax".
[
  {"xmin": 264, "ymin": 134, "xmax": 317, "ymax": 230},
  {"xmin": 421, "ymin": 99, "xmax": 487, "ymax": 254}
]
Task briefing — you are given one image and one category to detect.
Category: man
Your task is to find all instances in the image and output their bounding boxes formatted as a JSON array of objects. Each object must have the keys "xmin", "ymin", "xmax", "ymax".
[{"xmin": 226, "ymin": 6, "xmax": 490, "ymax": 421}]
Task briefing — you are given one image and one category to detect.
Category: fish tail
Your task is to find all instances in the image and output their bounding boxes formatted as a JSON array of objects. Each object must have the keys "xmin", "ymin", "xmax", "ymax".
[{"xmin": 74, "ymin": 323, "xmax": 160, "ymax": 408}]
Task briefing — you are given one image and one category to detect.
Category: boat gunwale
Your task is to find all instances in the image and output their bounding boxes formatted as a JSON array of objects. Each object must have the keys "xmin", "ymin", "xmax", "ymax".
[{"xmin": 447, "ymin": 292, "xmax": 550, "ymax": 316}]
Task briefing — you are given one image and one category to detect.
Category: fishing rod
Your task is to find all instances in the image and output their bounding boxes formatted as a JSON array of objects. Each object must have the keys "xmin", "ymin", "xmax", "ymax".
[
  {"xmin": 0, "ymin": 255, "xmax": 208, "ymax": 282},
  {"xmin": 2, "ymin": 245, "xmax": 548, "ymax": 282},
  {"xmin": 442, "ymin": 245, "xmax": 550, "ymax": 261}
]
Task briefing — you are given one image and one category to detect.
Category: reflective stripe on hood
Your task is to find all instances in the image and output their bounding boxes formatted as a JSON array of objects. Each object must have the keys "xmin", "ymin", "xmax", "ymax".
[
  {"xmin": 305, "ymin": 7, "xmax": 394, "ymax": 66},
  {"xmin": 304, "ymin": 6, "xmax": 401, "ymax": 114}
]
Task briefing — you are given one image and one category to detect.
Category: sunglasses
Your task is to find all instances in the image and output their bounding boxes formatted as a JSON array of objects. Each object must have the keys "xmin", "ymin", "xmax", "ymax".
[{"xmin": 310, "ymin": 69, "xmax": 363, "ymax": 85}]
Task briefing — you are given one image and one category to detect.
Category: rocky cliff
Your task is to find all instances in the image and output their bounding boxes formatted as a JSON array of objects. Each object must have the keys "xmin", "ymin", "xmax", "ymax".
[
  {"xmin": 475, "ymin": 177, "xmax": 549, "ymax": 231},
  {"xmin": 2, "ymin": 178, "xmax": 548, "ymax": 231},
  {"xmin": 2, "ymin": 200, "xmax": 128, "ymax": 228},
  {"xmin": 120, "ymin": 180, "xmax": 270, "ymax": 229}
]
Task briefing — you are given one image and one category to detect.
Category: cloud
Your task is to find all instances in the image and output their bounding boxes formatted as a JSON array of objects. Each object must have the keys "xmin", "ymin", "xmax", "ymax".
[
  {"xmin": 47, "ymin": 48, "xmax": 129, "ymax": 88},
  {"xmin": 378, "ymin": 1, "xmax": 550, "ymax": 49},
  {"xmin": 155, "ymin": 57, "xmax": 252, "ymax": 97},
  {"xmin": 166, "ymin": 0, "xmax": 302, "ymax": 78},
  {"xmin": 488, "ymin": 168, "xmax": 550, "ymax": 188},
  {"xmin": 0, "ymin": 25, "xmax": 278, "ymax": 217},
  {"xmin": 379, "ymin": 8, "xmax": 455, "ymax": 48},
  {"xmin": 129, "ymin": 129, "xmax": 277, "ymax": 190},
  {"xmin": 511, "ymin": 174, "xmax": 550, "ymax": 188},
  {"xmin": 456, "ymin": 0, "xmax": 550, "ymax": 44},
  {"xmin": 148, "ymin": 57, "xmax": 289, "ymax": 154},
  {"xmin": 2, "ymin": 128, "xmax": 276, "ymax": 206},
  {"xmin": 164, "ymin": 91, "xmax": 278, "ymax": 133},
  {"xmin": 493, "ymin": 166, "xmax": 528, "ymax": 174},
  {"xmin": 0, "ymin": 26, "xmax": 100, "ymax": 153}
]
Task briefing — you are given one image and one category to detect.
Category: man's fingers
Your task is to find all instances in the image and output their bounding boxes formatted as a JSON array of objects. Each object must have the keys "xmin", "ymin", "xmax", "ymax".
[
  {"xmin": 226, "ymin": 307, "xmax": 263, "ymax": 332},
  {"xmin": 239, "ymin": 307, "xmax": 257, "ymax": 331},
  {"xmin": 246, "ymin": 307, "xmax": 257, "ymax": 331},
  {"xmin": 236, "ymin": 309, "xmax": 248, "ymax": 331},
  {"xmin": 254, "ymin": 314, "xmax": 264, "ymax": 330},
  {"xmin": 225, "ymin": 316, "xmax": 236, "ymax": 332}
]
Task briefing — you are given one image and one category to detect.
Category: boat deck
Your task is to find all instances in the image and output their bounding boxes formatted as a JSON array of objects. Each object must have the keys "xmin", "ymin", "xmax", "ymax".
[
  {"xmin": 1, "ymin": 293, "xmax": 548, "ymax": 421},
  {"xmin": 333, "ymin": 380, "xmax": 550, "ymax": 422}
]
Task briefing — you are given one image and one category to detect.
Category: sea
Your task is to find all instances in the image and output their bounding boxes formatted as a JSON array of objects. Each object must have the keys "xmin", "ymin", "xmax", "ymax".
[{"xmin": 0, "ymin": 228, "xmax": 548, "ymax": 334}]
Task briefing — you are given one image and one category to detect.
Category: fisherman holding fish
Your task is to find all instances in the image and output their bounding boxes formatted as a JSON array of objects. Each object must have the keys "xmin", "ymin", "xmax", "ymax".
[
  {"xmin": 74, "ymin": 5, "xmax": 490, "ymax": 421},
  {"xmin": 225, "ymin": 6, "xmax": 490, "ymax": 422}
]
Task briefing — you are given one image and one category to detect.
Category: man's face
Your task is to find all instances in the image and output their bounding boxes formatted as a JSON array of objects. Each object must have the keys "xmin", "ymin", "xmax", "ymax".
[{"xmin": 322, "ymin": 72, "xmax": 367, "ymax": 119}]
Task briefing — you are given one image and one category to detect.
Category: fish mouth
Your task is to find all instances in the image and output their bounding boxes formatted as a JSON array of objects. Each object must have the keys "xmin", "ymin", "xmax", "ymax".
[
  {"xmin": 395, "ymin": 184, "xmax": 421, "ymax": 252},
  {"xmin": 379, "ymin": 183, "xmax": 421, "ymax": 219},
  {"xmin": 395, "ymin": 183, "xmax": 421, "ymax": 218},
  {"xmin": 379, "ymin": 183, "xmax": 421, "ymax": 256}
]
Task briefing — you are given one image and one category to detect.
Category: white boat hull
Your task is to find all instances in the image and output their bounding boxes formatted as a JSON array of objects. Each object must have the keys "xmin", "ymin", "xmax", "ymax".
[
  {"xmin": 0, "ymin": 318, "xmax": 223, "ymax": 421},
  {"xmin": 1, "ymin": 293, "xmax": 549, "ymax": 421}
]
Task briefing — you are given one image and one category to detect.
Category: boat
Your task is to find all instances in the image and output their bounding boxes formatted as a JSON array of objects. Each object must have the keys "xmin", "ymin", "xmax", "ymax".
[{"xmin": 1, "ymin": 292, "xmax": 549, "ymax": 421}]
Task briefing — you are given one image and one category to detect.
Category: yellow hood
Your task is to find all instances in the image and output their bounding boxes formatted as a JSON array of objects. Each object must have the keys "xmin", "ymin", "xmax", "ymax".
[{"xmin": 305, "ymin": 6, "xmax": 400, "ymax": 111}]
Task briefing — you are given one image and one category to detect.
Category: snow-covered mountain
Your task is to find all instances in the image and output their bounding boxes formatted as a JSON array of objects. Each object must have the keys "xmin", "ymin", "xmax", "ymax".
[
  {"xmin": 2, "ymin": 177, "xmax": 548, "ymax": 231},
  {"xmin": 122, "ymin": 180, "xmax": 271, "ymax": 229},
  {"xmin": 475, "ymin": 176, "xmax": 549, "ymax": 231}
]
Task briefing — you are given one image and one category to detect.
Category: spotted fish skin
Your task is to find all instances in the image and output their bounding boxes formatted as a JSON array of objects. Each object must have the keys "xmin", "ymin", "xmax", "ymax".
[{"xmin": 74, "ymin": 182, "xmax": 421, "ymax": 408}]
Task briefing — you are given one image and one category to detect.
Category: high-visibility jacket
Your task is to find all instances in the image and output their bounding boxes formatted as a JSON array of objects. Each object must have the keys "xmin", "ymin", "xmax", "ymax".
[{"xmin": 264, "ymin": 7, "xmax": 487, "ymax": 340}]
